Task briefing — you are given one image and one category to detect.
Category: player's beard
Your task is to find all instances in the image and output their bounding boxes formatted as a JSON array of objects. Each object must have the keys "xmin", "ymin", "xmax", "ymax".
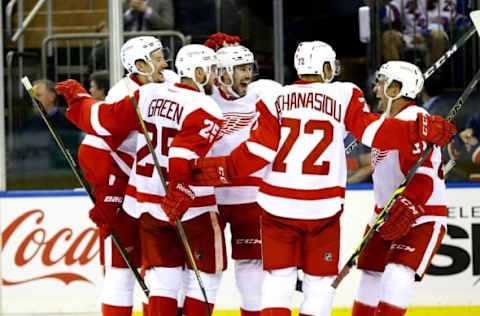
[{"xmin": 204, "ymin": 83, "xmax": 213, "ymax": 95}]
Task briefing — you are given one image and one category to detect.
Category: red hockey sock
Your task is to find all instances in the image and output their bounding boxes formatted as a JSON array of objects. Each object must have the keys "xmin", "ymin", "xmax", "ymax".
[
  {"xmin": 241, "ymin": 308, "xmax": 261, "ymax": 316},
  {"xmin": 142, "ymin": 302, "xmax": 150, "ymax": 316},
  {"xmin": 352, "ymin": 300, "xmax": 376, "ymax": 316},
  {"xmin": 375, "ymin": 301, "xmax": 407, "ymax": 316},
  {"xmin": 149, "ymin": 296, "xmax": 178, "ymax": 316},
  {"xmin": 101, "ymin": 303, "xmax": 132, "ymax": 316},
  {"xmin": 183, "ymin": 296, "xmax": 214, "ymax": 316},
  {"xmin": 261, "ymin": 307, "xmax": 291, "ymax": 316}
]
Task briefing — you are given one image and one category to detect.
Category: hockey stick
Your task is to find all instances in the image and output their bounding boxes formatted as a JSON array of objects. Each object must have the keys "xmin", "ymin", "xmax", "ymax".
[
  {"xmin": 126, "ymin": 91, "xmax": 211, "ymax": 316},
  {"xmin": 20, "ymin": 76, "xmax": 150, "ymax": 298},
  {"xmin": 345, "ymin": 10, "xmax": 480, "ymax": 156},
  {"xmin": 332, "ymin": 68, "xmax": 480, "ymax": 289}
]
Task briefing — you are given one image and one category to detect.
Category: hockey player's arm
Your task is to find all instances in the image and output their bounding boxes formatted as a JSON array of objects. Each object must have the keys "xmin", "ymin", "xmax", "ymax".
[
  {"xmin": 190, "ymin": 98, "xmax": 281, "ymax": 185},
  {"xmin": 345, "ymin": 88, "xmax": 456, "ymax": 150},
  {"xmin": 169, "ymin": 108, "xmax": 223, "ymax": 183},
  {"xmin": 230, "ymin": 99, "xmax": 281, "ymax": 176},
  {"xmin": 56, "ymin": 80, "xmax": 139, "ymax": 136}
]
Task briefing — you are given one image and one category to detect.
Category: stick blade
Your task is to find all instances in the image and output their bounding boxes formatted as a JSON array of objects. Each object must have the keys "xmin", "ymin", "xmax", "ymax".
[{"xmin": 470, "ymin": 10, "xmax": 480, "ymax": 35}]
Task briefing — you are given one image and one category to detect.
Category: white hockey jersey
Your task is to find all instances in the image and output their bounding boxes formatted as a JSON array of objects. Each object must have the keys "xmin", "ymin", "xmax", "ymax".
[
  {"xmin": 67, "ymin": 82, "xmax": 223, "ymax": 221},
  {"xmin": 80, "ymin": 71, "xmax": 180, "ymax": 177},
  {"xmin": 229, "ymin": 80, "xmax": 427, "ymax": 220},
  {"xmin": 371, "ymin": 103, "xmax": 447, "ymax": 226},
  {"xmin": 210, "ymin": 80, "xmax": 281, "ymax": 205}
]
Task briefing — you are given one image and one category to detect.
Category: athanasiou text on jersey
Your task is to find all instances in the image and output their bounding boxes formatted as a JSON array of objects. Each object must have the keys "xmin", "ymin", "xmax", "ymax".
[{"xmin": 275, "ymin": 91, "xmax": 341, "ymax": 122}]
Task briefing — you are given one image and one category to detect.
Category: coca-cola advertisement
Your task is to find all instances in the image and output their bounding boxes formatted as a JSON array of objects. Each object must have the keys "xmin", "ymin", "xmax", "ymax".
[{"xmin": 1, "ymin": 191, "xmax": 103, "ymax": 313}]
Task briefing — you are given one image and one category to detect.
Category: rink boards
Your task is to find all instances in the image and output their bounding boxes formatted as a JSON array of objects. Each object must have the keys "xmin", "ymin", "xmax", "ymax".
[{"xmin": 0, "ymin": 184, "xmax": 479, "ymax": 314}]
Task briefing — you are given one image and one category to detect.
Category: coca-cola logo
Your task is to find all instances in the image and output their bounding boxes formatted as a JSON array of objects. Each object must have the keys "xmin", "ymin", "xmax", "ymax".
[{"xmin": 2, "ymin": 209, "xmax": 99, "ymax": 286}]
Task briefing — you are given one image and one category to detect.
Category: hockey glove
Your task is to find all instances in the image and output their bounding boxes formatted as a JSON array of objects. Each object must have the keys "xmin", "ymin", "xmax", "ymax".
[
  {"xmin": 189, "ymin": 156, "xmax": 234, "ymax": 186},
  {"xmin": 89, "ymin": 179, "xmax": 126, "ymax": 228},
  {"xmin": 162, "ymin": 182, "xmax": 195, "ymax": 224},
  {"xmin": 414, "ymin": 113, "xmax": 457, "ymax": 147},
  {"xmin": 204, "ymin": 32, "xmax": 241, "ymax": 51},
  {"xmin": 55, "ymin": 80, "xmax": 91, "ymax": 107},
  {"xmin": 377, "ymin": 195, "xmax": 425, "ymax": 241}
]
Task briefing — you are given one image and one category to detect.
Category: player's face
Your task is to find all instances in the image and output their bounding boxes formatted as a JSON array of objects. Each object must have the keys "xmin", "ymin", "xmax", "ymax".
[
  {"xmin": 374, "ymin": 76, "xmax": 388, "ymax": 112},
  {"xmin": 204, "ymin": 65, "xmax": 217, "ymax": 95},
  {"xmin": 232, "ymin": 63, "xmax": 253, "ymax": 97},
  {"xmin": 149, "ymin": 49, "xmax": 168, "ymax": 83}
]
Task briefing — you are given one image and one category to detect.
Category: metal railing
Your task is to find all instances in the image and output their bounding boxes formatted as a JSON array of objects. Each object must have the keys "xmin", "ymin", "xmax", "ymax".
[
  {"xmin": 6, "ymin": 51, "xmax": 40, "ymax": 152},
  {"xmin": 6, "ymin": 0, "xmax": 47, "ymax": 42},
  {"xmin": 41, "ymin": 30, "xmax": 189, "ymax": 82}
]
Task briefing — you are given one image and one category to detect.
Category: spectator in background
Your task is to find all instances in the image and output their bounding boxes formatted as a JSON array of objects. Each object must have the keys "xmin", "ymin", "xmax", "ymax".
[
  {"xmin": 448, "ymin": 113, "xmax": 480, "ymax": 168},
  {"xmin": 377, "ymin": 0, "xmax": 458, "ymax": 64},
  {"xmin": 89, "ymin": 70, "xmax": 110, "ymax": 101},
  {"xmin": 123, "ymin": 0, "xmax": 174, "ymax": 31},
  {"xmin": 16, "ymin": 79, "xmax": 81, "ymax": 175},
  {"xmin": 22, "ymin": 79, "xmax": 78, "ymax": 132}
]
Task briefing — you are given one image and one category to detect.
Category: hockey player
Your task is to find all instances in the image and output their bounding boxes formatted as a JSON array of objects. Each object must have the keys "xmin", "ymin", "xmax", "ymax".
[
  {"xmin": 56, "ymin": 44, "xmax": 225, "ymax": 316},
  {"xmin": 77, "ymin": 35, "xmax": 171, "ymax": 316},
  {"xmin": 210, "ymin": 44, "xmax": 282, "ymax": 316},
  {"xmin": 351, "ymin": 61, "xmax": 449, "ymax": 316},
  {"xmin": 189, "ymin": 41, "xmax": 457, "ymax": 316}
]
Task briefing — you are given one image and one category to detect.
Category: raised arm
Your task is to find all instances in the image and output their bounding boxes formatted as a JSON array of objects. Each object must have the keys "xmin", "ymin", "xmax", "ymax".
[{"xmin": 55, "ymin": 80, "xmax": 140, "ymax": 136}]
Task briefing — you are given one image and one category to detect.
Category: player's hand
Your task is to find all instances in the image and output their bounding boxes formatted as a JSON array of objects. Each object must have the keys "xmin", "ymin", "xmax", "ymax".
[
  {"xmin": 204, "ymin": 32, "xmax": 241, "ymax": 51},
  {"xmin": 55, "ymin": 80, "xmax": 91, "ymax": 107},
  {"xmin": 89, "ymin": 179, "xmax": 126, "ymax": 229},
  {"xmin": 415, "ymin": 113, "xmax": 457, "ymax": 147},
  {"xmin": 161, "ymin": 182, "xmax": 195, "ymax": 224},
  {"xmin": 189, "ymin": 156, "xmax": 233, "ymax": 186},
  {"xmin": 377, "ymin": 195, "xmax": 424, "ymax": 241}
]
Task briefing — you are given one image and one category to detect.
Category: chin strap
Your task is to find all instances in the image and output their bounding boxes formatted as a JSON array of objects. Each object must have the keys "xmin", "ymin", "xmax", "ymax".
[
  {"xmin": 134, "ymin": 60, "xmax": 155, "ymax": 83},
  {"xmin": 193, "ymin": 68, "xmax": 212, "ymax": 94},
  {"xmin": 383, "ymin": 83, "xmax": 402, "ymax": 117},
  {"xmin": 218, "ymin": 71, "xmax": 240, "ymax": 98}
]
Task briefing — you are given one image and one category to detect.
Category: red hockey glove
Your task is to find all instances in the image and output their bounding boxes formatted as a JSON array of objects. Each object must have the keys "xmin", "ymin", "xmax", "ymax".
[
  {"xmin": 89, "ymin": 181, "xmax": 126, "ymax": 228},
  {"xmin": 377, "ymin": 195, "xmax": 425, "ymax": 241},
  {"xmin": 413, "ymin": 113, "xmax": 457, "ymax": 147},
  {"xmin": 55, "ymin": 80, "xmax": 91, "ymax": 107},
  {"xmin": 189, "ymin": 156, "xmax": 234, "ymax": 186},
  {"xmin": 161, "ymin": 182, "xmax": 195, "ymax": 224},
  {"xmin": 204, "ymin": 32, "xmax": 242, "ymax": 51}
]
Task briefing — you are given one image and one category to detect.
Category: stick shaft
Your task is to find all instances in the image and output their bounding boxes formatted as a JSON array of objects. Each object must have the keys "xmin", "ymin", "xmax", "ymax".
[{"xmin": 21, "ymin": 77, "xmax": 150, "ymax": 297}]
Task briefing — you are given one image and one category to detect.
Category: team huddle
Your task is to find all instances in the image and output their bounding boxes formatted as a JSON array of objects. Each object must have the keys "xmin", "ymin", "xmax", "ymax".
[{"xmin": 54, "ymin": 33, "xmax": 457, "ymax": 316}]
